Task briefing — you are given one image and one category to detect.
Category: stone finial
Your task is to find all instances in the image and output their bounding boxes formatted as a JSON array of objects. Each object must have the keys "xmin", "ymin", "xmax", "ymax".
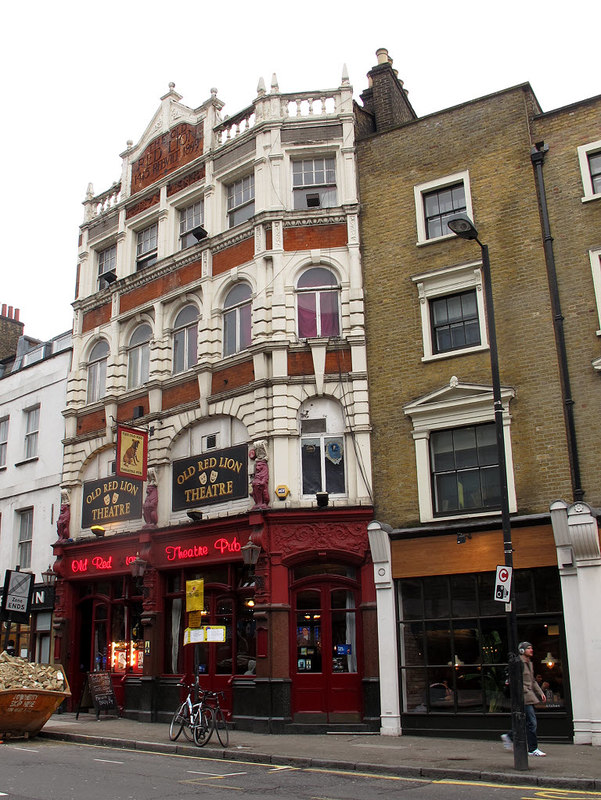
[
  {"xmin": 168, "ymin": 81, "xmax": 176, "ymax": 91},
  {"xmin": 450, "ymin": 375, "xmax": 459, "ymax": 388},
  {"xmin": 257, "ymin": 76, "xmax": 266, "ymax": 97},
  {"xmin": 341, "ymin": 63, "xmax": 350, "ymax": 86},
  {"xmin": 86, "ymin": 183, "xmax": 94, "ymax": 200},
  {"xmin": 211, "ymin": 87, "xmax": 218, "ymax": 98},
  {"xmin": 271, "ymin": 73, "xmax": 279, "ymax": 93},
  {"xmin": 126, "ymin": 139, "xmax": 133, "ymax": 149}
]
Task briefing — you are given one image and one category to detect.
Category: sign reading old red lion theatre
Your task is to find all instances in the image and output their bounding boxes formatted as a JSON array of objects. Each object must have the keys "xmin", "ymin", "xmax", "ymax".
[
  {"xmin": 81, "ymin": 477, "xmax": 143, "ymax": 527},
  {"xmin": 172, "ymin": 444, "xmax": 248, "ymax": 510}
]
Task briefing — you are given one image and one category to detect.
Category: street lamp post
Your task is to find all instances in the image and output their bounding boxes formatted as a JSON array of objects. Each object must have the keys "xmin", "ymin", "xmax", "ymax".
[{"xmin": 447, "ymin": 215, "xmax": 528, "ymax": 770}]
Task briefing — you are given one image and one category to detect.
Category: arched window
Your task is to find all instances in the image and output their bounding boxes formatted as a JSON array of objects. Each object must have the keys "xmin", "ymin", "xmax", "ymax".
[
  {"xmin": 299, "ymin": 397, "xmax": 346, "ymax": 497},
  {"xmin": 127, "ymin": 324, "xmax": 151, "ymax": 389},
  {"xmin": 296, "ymin": 267, "xmax": 340, "ymax": 338},
  {"xmin": 172, "ymin": 305, "xmax": 198, "ymax": 374},
  {"xmin": 87, "ymin": 339, "xmax": 109, "ymax": 403},
  {"xmin": 223, "ymin": 284, "xmax": 252, "ymax": 356}
]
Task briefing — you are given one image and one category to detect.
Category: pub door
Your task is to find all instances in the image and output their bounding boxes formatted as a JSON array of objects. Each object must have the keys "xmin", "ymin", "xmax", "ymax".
[
  {"xmin": 181, "ymin": 588, "xmax": 256, "ymax": 710},
  {"xmin": 291, "ymin": 579, "xmax": 362, "ymax": 723}
]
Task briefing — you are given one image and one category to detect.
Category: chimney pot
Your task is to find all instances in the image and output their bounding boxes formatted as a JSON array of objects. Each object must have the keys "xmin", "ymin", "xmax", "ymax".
[{"xmin": 376, "ymin": 48, "xmax": 390, "ymax": 65}]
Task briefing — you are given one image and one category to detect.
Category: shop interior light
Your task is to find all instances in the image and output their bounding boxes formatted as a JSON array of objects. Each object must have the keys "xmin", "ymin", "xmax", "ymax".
[{"xmin": 542, "ymin": 652, "xmax": 557, "ymax": 668}]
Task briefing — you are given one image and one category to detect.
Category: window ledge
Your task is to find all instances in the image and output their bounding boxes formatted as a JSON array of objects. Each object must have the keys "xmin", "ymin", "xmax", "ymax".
[
  {"xmin": 15, "ymin": 457, "xmax": 39, "ymax": 467},
  {"xmin": 581, "ymin": 194, "xmax": 601, "ymax": 204},
  {"xmin": 422, "ymin": 344, "xmax": 489, "ymax": 362},
  {"xmin": 416, "ymin": 232, "xmax": 455, "ymax": 247},
  {"xmin": 0, "ymin": 465, "xmax": 6, "ymax": 472},
  {"xmin": 424, "ymin": 510, "xmax": 501, "ymax": 524}
]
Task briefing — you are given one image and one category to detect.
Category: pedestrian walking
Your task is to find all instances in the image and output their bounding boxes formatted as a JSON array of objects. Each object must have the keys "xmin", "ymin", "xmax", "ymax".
[{"xmin": 501, "ymin": 641, "xmax": 547, "ymax": 757}]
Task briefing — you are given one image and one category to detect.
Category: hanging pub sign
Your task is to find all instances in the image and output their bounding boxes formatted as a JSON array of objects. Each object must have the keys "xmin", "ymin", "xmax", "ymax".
[
  {"xmin": 81, "ymin": 476, "xmax": 143, "ymax": 528},
  {"xmin": 116, "ymin": 425, "xmax": 148, "ymax": 481},
  {"xmin": 172, "ymin": 444, "xmax": 248, "ymax": 511}
]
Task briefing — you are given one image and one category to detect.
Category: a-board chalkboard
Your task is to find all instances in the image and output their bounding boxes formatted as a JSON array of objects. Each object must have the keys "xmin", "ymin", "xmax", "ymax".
[{"xmin": 76, "ymin": 672, "xmax": 119, "ymax": 720}]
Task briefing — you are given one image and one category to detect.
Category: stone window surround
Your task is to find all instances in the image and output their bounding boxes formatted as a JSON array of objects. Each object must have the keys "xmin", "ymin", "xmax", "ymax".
[
  {"xmin": 414, "ymin": 170, "xmax": 474, "ymax": 245},
  {"xmin": 577, "ymin": 139, "xmax": 601, "ymax": 202},
  {"xmin": 413, "ymin": 261, "xmax": 489, "ymax": 361},
  {"xmin": 403, "ymin": 379, "xmax": 517, "ymax": 524}
]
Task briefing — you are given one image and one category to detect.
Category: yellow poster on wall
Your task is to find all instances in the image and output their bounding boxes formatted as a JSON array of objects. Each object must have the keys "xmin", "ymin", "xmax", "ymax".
[{"xmin": 186, "ymin": 579, "xmax": 204, "ymax": 612}]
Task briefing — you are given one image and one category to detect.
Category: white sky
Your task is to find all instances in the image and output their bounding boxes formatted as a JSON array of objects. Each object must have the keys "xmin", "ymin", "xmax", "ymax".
[{"xmin": 2, "ymin": 0, "xmax": 599, "ymax": 342}]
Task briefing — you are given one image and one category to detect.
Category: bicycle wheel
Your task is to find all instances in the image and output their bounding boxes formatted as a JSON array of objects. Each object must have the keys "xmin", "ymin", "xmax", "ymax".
[
  {"xmin": 169, "ymin": 702, "xmax": 189, "ymax": 741},
  {"xmin": 213, "ymin": 706, "xmax": 229, "ymax": 747},
  {"xmin": 193, "ymin": 706, "xmax": 215, "ymax": 747}
]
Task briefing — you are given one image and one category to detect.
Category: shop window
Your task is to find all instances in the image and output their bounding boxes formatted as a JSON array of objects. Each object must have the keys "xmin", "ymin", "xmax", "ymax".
[
  {"xmin": 223, "ymin": 284, "xmax": 252, "ymax": 356},
  {"xmin": 172, "ymin": 305, "xmax": 199, "ymax": 374},
  {"xmin": 87, "ymin": 339, "xmax": 109, "ymax": 403},
  {"xmin": 292, "ymin": 156, "xmax": 337, "ymax": 210},
  {"xmin": 296, "ymin": 267, "xmax": 340, "ymax": 338},
  {"xmin": 127, "ymin": 324, "xmax": 151, "ymax": 389},
  {"xmin": 397, "ymin": 569, "xmax": 566, "ymax": 716}
]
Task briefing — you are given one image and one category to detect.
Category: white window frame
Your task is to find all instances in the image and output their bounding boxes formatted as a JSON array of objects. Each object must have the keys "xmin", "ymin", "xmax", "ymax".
[
  {"xmin": 223, "ymin": 284, "xmax": 252, "ymax": 356},
  {"xmin": 127, "ymin": 324, "xmax": 152, "ymax": 390},
  {"xmin": 17, "ymin": 508, "xmax": 33, "ymax": 569},
  {"xmin": 0, "ymin": 416, "xmax": 8, "ymax": 468},
  {"xmin": 172, "ymin": 305, "xmax": 199, "ymax": 374},
  {"xmin": 292, "ymin": 156, "xmax": 337, "ymax": 210},
  {"xmin": 227, "ymin": 174, "xmax": 255, "ymax": 228},
  {"xmin": 87, "ymin": 339, "xmax": 109, "ymax": 403},
  {"xmin": 136, "ymin": 222, "xmax": 158, "ymax": 270},
  {"xmin": 577, "ymin": 140, "xmax": 601, "ymax": 202},
  {"xmin": 98, "ymin": 243, "xmax": 117, "ymax": 288},
  {"xmin": 403, "ymin": 379, "xmax": 516, "ymax": 523},
  {"xmin": 179, "ymin": 200, "xmax": 205, "ymax": 249},
  {"xmin": 24, "ymin": 405, "xmax": 40, "ymax": 460},
  {"xmin": 414, "ymin": 170, "xmax": 474, "ymax": 245},
  {"xmin": 413, "ymin": 261, "xmax": 489, "ymax": 361},
  {"xmin": 299, "ymin": 397, "xmax": 347, "ymax": 499},
  {"xmin": 590, "ymin": 248, "xmax": 601, "ymax": 335}
]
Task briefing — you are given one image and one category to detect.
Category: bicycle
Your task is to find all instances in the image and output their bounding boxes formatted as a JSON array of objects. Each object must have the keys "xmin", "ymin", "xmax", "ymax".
[
  {"xmin": 195, "ymin": 689, "xmax": 229, "ymax": 747},
  {"xmin": 169, "ymin": 681, "xmax": 213, "ymax": 746}
]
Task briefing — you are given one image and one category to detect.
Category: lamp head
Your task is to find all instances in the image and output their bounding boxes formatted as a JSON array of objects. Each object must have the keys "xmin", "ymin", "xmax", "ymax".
[{"xmin": 447, "ymin": 214, "xmax": 479, "ymax": 240}]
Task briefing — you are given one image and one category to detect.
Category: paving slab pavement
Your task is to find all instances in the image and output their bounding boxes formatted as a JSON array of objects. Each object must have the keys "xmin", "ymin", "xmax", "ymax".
[{"xmin": 30, "ymin": 713, "xmax": 601, "ymax": 791}]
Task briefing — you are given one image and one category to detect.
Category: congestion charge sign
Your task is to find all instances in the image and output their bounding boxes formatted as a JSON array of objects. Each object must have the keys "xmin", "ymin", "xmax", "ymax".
[
  {"xmin": 81, "ymin": 476, "xmax": 143, "ymax": 528},
  {"xmin": 172, "ymin": 444, "xmax": 248, "ymax": 511}
]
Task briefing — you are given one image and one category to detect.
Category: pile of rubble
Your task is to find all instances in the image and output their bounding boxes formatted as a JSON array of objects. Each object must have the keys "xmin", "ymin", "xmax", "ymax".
[{"xmin": 0, "ymin": 651, "xmax": 66, "ymax": 692}]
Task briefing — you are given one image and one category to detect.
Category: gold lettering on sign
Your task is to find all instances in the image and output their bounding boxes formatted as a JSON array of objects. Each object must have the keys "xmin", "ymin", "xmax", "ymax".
[{"xmin": 131, "ymin": 122, "xmax": 204, "ymax": 194}]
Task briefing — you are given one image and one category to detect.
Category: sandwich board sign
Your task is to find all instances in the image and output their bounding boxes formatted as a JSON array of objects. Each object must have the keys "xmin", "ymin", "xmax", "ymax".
[{"xmin": 494, "ymin": 565, "xmax": 513, "ymax": 603}]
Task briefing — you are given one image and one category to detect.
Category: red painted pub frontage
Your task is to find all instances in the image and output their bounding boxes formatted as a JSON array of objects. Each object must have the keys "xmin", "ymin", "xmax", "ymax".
[{"xmin": 51, "ymin": 504, "xmax": 378, "ymax": 731}]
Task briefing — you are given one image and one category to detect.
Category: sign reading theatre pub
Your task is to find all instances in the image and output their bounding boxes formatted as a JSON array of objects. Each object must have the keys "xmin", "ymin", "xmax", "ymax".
[
  {"xmin": 82, "ymin": 477, "xmax": 143, "ymax": 528},
  {"xmin": 172, "ymin": 444, "xmax": 248, "ymax": 511}
]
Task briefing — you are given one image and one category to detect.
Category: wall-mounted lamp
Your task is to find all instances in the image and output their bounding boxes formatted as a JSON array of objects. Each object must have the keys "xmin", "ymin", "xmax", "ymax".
[
  {"xmin": 316, "ymin": 492, "xmax": 329, "ymax": 508},
  {"xmin": 456, "ymin": 532, "xmax": 472, "ymax": 544},
  {"xmin": 91, "ymin": 525, "xmax": 105, "ymax": 537},
  {"xmin": 130, "ymin": 553, "xmax": 147, "ymax": 593},
  {"xmin": 187, "ymin": 510, "xmax": 203, "ymax": 522},
  {"xmin": 241, "ymin": 538, "xmax": 261, "ymax": 569},
  {"xmin": 102, "ymin": 270, "xmax": 117, "ymax": 285},
  {"xmin": 41, "ymin": 565, "xmax": 57, "ymax": 586}
]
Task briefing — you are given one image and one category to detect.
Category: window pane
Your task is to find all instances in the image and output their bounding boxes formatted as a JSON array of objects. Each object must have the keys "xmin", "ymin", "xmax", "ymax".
[
  {"xmin": 223, "ymin": 308, "xmax": 236, "ymax": 356},
  {"xmin": 239, "ymin": 303, "xmax": 252, "ymax": 349},
  {"xmin": 431, "ymin": 430, "xmax": 454, "ymax": 472},
  {"xmin": 324, "ymin": 436, "xmax": 345, "ymax": 494},
  {"xmin": 301, "ymin": 438, "xmax": 322, "ymax": 493},
  {"xmin": 173, "ymin": 329, "xmax": 185, "ymax": 374},
  {"xmin": 298, "ymin": 292, "xmax": 317, "ymax": 337},
  {"xmin": 319, "ymin": 291, "xmax": 340, "ymax": 336}
]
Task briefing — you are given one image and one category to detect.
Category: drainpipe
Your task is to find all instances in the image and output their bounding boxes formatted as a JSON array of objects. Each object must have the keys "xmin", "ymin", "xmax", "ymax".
[{"xmin": 531, "ymin": 142, "xmax": 584, "ymax": 502}]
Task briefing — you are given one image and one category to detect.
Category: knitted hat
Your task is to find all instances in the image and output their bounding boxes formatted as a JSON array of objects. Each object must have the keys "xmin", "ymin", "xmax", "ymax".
[{"xmin": 518, "ymin": 641, "xmax": 532, "ymax": 653}]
